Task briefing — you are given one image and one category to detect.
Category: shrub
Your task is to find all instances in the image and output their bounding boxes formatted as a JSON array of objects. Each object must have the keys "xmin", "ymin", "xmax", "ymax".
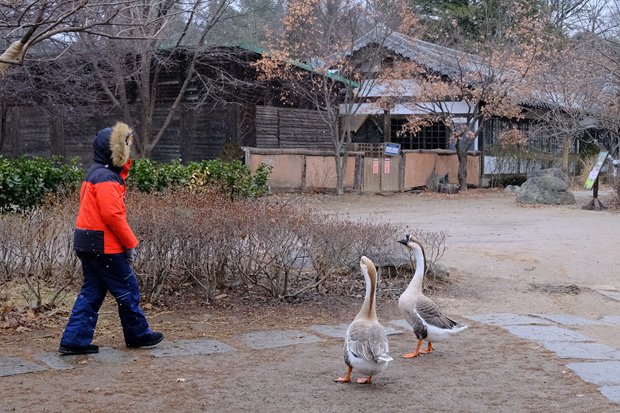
[
  {"xmin": 126, "ymin": 191, "xmax": 446, "ymax": 302},
  {"xmin": 129, "ymin": 158, "xmax": 272, "ymax": 199},
  {"xmin": 128, "ymin": 191, "xmax": 310, "ymax": 301},
  {"xmin": 129, "ymin": 159, "xmax": 199, "ymax": 193},
  {"xmin": 0, "ymin": 200, "xmax": 80, "ymax": 309},
  {"xmin": 0, "ymin": 156, "xmax": 82, "ymax": 212},
  {"xmin": 1, "ymin": 190, "xmax": 449, "ymax": 306}
]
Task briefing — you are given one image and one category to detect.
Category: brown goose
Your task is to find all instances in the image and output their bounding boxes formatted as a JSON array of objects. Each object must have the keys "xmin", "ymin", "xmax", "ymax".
[
  {"xmin": 334, "ymin": 256, "xmax": 392, "ymax": 384},
  {"xmin": 397, "ymin": 234, "xmax": 467, "ymax": 358}
]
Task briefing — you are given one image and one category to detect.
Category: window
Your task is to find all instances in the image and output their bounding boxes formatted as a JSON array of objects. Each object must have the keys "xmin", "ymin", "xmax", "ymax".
[{"xmin": 391, "ymin": 118, "xmax": 448, "ymax": 150}]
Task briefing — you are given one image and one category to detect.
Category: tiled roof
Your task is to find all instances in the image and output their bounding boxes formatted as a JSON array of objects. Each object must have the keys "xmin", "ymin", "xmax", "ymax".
[{"xmin": 352, "ymin": 28, "xmax": 484, "ymax": 78}]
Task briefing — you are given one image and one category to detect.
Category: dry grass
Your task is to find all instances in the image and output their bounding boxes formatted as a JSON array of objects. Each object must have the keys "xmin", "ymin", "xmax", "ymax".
[{"xmin": 1, "ymin": 189, "xmax": 449, "ymax": 332}]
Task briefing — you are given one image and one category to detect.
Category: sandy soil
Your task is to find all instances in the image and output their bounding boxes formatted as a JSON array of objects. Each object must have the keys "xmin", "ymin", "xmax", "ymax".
[{"xmin": 2, "ymin": 188, "xmax": 620, "ymax": 413}]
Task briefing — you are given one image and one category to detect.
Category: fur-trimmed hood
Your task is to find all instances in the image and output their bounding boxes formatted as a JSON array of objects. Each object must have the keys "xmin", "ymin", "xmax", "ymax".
[{"xmin": 93, "ymin": 122, "xmax": 133, "ymax": 168}]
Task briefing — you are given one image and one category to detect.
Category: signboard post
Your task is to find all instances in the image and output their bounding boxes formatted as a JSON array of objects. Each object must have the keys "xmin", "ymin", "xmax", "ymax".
[
  {"xmin": 582, "ymin": 151, "xmax": 608, "ymax": 211},
  {"xmin": 384, "ymin": 143, "xmax": 400, "ymax": 156}
]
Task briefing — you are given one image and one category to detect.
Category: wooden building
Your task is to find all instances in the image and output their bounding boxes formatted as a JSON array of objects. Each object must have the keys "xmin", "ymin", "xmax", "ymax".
[{"xmin": 0, "ymin": 44, "xmax": 337, "ymax": 165}]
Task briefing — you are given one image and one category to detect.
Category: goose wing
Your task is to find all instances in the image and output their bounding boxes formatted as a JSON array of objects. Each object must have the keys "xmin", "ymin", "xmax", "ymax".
[
  {"xmin": 346, "ymin": 321, "xmax": 390, "ymax": 362},
  {"xmin": 416, "ymin": 295, "xmax": 460, "ymax": 330}
]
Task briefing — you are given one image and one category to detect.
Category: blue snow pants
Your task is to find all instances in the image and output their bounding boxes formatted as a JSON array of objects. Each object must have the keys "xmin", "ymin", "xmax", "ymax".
[{"xmin": 60, "ymin": 252, "xmax": 152, "ymax": 347}]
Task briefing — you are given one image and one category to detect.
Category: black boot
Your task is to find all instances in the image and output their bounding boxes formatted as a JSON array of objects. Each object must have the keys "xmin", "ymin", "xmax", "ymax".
[
  {"xmin": 126, "ymin": 332, "xmax": 164, "ymax": 348},
  {"xmin": 59, "ymin": 344, "xmax": 99, "ymax": 355}
]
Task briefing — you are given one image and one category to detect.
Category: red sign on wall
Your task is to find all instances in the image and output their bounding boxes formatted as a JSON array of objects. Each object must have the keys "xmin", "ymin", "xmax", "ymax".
[
  {"xmin": 373, "ymin": 158, "xmax": 379, "ymax": 174},
  {"xmin": 384, "ymin": 158, "xmax": 391, "ymax": 174}
]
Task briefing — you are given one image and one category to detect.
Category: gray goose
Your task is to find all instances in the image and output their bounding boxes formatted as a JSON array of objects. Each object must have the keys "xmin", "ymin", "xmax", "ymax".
[
  {"xmin": 397, "ymin": 234, "xmax": 467, "ymax": 358},
  {"xmin": 334, "ymin": 256, "xmax": 392, "ymax": 384}
]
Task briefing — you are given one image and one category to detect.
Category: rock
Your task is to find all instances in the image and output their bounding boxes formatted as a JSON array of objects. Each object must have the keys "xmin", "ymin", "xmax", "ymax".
[
  {"xmin": 504, "ymin": 185, "xmax": 520, "ymax": 195},
  {"xmin": 517, "ymin": 169, "xmax": 575, "ymax": 205},
  {"xmin": 426, "ymin": 174, "xmax": 441, "ymax": 192},
  {"xmin": 438, "ymin": 182, "xmax": 460, "ymax": 194},
  {"xmin": 527, "ymin": 168, "xmax": 570, "ymax": 184}
]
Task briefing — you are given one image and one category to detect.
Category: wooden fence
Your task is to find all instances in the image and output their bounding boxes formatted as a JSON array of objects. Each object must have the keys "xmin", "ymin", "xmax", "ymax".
[{"xmin": 245, "ymin": 147, "xmax": 481, "ymax": 192}]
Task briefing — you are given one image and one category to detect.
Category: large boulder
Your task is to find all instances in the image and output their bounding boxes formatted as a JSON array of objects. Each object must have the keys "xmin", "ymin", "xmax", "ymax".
[{"xmin": 516, "ymin": 168, "xmax": 575, "ymax": 205}]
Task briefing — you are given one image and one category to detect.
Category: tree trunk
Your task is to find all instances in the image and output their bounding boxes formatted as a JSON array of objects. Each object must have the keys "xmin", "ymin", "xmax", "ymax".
[
  {"xmin": 457, "ymin": 141, "xmax": 468, "ymax": 190},
  {"xmin": 335, "ymin": 152, "xmax": 344, "ymax": 195},
  {"xmin": 0, "ymin": 41, "xmax": 24, "ymax": 75},
  {"xmin": 137, "ymin": 56, "xmax": 154, "ymax": 158},
  {"xmin": 561, "ymin": 137, "xmax": 572, "ymax": 174},
  {"xmin": 334, "ymin": 118, "xmax": 351, "ymax": 196},
  {"xmin": 383, "ymin": 109, "xmax": 391, "ymax": 142},
  {"xmin": 0, "ymin": 102, "xmax": 6, "ymax": 153}
]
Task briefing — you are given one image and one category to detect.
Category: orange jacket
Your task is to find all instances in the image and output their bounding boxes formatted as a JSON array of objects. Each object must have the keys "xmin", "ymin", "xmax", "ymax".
[{"xmin": 73, "ymin": 123, "xmax": 138, "ymax": 254}]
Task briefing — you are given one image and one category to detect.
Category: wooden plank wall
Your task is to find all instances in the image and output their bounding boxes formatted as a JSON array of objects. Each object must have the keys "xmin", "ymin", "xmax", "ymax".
[
  {"xmin": 0, "ymin": 107, "xmax": 116, "ymax": 165},
  {"xmin": 150, "ymin": 107, "xmax": 182, "ymax": 162},
  {"xmin": 185, "ymin": 104, "xmax": 234, "ymax": 162},
  {"xmin": 2, "ymin": 104, "xmax": 331, "ymax": 163},
  {"xmin": 255, "ymin": 106, "xmax": 279, "ymax": 148},
  {"xmin": 1, "ymin": 104, "xmax": 243, "ymax": 164},
  {"xmin": 255, "ymin": 106, "xmax": 333, "ymax": 150}
]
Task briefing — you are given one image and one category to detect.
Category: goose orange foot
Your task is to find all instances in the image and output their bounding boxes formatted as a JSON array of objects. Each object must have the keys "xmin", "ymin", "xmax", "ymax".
[
  {"xmin": 403, "ymin": 340, "xmax": 433, "ymax": 358},
  {"xmin": 334, "ymin": 366, "xmax": 352, "ymax": 383},
  {"xmin": 402, "ymin": 351, "xmax": 421, "ymax": 358},
  {"xmin": 356, "ymin": 376, "xmax": 372, "ymax": 384}
]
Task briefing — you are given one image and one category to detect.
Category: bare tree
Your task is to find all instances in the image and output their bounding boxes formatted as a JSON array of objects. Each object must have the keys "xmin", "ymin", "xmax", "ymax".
[
  {"xmin": 0, "ymin": 46, "xmax": 106, "ymax": 152},
  {"xmin": 0, "ymin": 0, "xmax": 168, "ymax": 74},
  {"xmin": 542, "ymin": 0, "xmax": 590, "ymax": 33},
  {"xmin": 569, "ymin": 0, "xmax": 617, "ymax": 36},
  {"xmin": 389, "ymin": 2, "xmax": 553, "ymax": 190},
  {"xmin": 257, "ymin": 0, "xmax": 416, "ymax": 195},
  {"xmin": 82, "ymin": 0, "xmax": 278, "ymax": 158},
  {"xmin": 528, "ymin": 34, "xmax": 612, "ymax": 174}
]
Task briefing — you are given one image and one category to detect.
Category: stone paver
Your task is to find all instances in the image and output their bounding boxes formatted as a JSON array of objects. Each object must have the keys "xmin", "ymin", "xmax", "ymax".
[
  {"xmin": 149, "ymin": 338, "xmax": 234, "ymax": 358},
  {"xmin": 239, "ymin": 330, "xmax": 321, "ymax": 350},
  {"xmin": 472, "ymin": 312, "xmax": 620, "ymax": 405},
  {"xmin": 0, "ymin": 356, "xmax": 47, "ymax": 377},
  {"xmin": 91, "ymin": 347, "xmax": 139, "ymax": 364},
  {"xmin": 311, "ymin": 321, "xmax": 405, "ymax": 339},
  {"xmin": 537, "ymin": 341, "xmax": 620, "ymax": 360},
  {"xmin": 388, "ymin": 319, "xmax": 412, "ymax": 331},
  {"xmin": 601, "ymin": 316, "xmax": 620, "ymax": 325},
  {"xmin": 3, "ymin": 312, "xmax": 620, "ymax": 406},
  {"xmin": 566, "ymin": 361, "xmax": 620, "ymax": 386},
  {"xmin": 35, "ymin": 352, "xmax": 75, "ymax": 371},
  {"xmin": 502, "ymin": 325, "xmax": 592, "ymax": 343},
  {"xmin": 466, "ymin": 313, "xmax": 551, "ymax": 326},
  {"xmin": 600, "ymin": 386, "xmax": 620, "ymax": 404},
  {"xmin": 384, "ymin": 325, "xmax": 405, "ymax": 336},
  {"xmin": 37, "ymin": 347, "xmax": 139, "ymax": 366},
  {"xmin": 310, "ymin": 323, "xmax": 349, "ymax": 338},
  {"xmin": 539, "ymin": 314, "xmax": 609, "ymax": 326},
  {"xmin": 595, "ymin": 289, "xmax": 620, "ymax": 302}
]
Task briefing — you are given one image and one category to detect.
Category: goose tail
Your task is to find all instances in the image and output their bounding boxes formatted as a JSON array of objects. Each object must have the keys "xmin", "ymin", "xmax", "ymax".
[
  {"xmin": 453, "ymin": 324, "xmax": 468, "ymax": 333},
  {"xmin": 379, "ymin": 354, "xmax": 393, "ymax": 363}
]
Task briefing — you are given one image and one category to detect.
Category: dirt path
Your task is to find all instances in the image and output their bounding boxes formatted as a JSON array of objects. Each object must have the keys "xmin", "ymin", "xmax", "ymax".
[{"xmin": 2, "ymin": 188, "xmax": 619, "ymax": 412}]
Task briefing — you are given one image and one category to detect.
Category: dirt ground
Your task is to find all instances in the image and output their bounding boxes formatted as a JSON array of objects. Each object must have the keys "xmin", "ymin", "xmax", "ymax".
[{"xmin": 2, "ymin": 187, "xmax": 620, "ymax": 413}]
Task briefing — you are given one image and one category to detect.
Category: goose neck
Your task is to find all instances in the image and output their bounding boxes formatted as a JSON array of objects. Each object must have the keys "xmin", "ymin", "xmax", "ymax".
[
  {"xmin": 406, "ymin": 246, "xmax": 425, "ymax": 292},
  {"xmin": 356, "ymin": 266, "xmax": 378, "ymax": 321}
]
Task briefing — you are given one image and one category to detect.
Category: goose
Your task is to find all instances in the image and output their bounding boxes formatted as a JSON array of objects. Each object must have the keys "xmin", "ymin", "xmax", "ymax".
[
  {"xmin": 334, "ymin": 256, "xmax": 393, "ymax": 384},
  {"xmin": 397, "ymin": 234, "xmax": 467, "ymax": 358}
]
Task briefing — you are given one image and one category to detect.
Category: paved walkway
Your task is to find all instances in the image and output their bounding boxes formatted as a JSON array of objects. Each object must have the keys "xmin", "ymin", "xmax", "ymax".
[{"xmin": 1, "ymin": 312, "xmax": 619, "ymax": 405}]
